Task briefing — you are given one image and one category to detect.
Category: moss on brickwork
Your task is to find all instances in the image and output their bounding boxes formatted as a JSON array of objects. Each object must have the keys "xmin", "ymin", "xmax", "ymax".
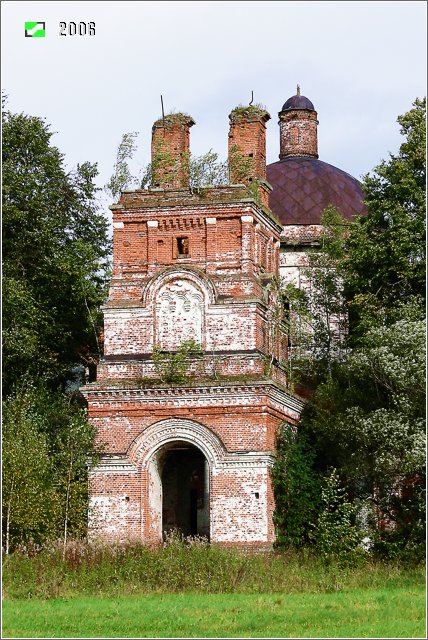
[
  {"xmin": 229, "ymin": 104, "xmax": 270, "ymax": 123},
  {"xmin": 153, "ymin": 112, "xmax": 195, "ymax": 128}
]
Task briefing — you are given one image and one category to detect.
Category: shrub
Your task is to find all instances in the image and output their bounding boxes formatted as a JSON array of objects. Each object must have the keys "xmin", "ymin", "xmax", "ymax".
[
  {"xmin": 152, "ymin": 340, "xmax": 203, "ymax": 383},
  {"xmin": 272, "ymin": 425, "xmax": 321, "ymax": 548},
  {"xmin": 312, "ymin": 469, "xmax": 364, "ymax": 566}
]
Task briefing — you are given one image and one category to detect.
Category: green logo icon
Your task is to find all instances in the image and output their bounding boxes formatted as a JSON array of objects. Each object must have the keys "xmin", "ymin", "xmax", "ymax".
[{"xmin": 25, "ymin": 22, "xmax": 45, "ymax": 37}]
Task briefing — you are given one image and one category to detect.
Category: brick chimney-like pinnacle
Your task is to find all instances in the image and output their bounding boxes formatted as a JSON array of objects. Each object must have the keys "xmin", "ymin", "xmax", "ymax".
[
  {"xmin": 228, "ymin": 105, "xmax": 271, "ymax": 184},
  {"xmin": 278, "ymin": 91, "xmax": 318, "ymax": 159},
  {"xmin": 151, "ymin": 113, "xmax": 195, "ymax": 189}
]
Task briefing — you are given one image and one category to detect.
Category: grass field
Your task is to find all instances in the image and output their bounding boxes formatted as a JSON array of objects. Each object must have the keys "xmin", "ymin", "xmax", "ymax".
[
  {"xmin": 3, "ymin": 541, "xmax": 426, "ymax": 638},
  {"xmin": 3, "ymin": 587, "xmax": 426, "ymax": 638}
]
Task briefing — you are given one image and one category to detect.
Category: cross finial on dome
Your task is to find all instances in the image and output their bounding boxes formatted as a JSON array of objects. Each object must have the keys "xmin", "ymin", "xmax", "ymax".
[{"xmin": 297, "ymin": 84, "xmax": 300, "ymax": 96}]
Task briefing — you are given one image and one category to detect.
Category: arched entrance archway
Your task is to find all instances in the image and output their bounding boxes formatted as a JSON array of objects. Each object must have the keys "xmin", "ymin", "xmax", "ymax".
[
  {"xmin": 129, "ymin": 418, "xmax": 224, "ymax": 544},
  {"xmin": 159, "ymin": 441, "xmax": 209, "ymax": 539}
]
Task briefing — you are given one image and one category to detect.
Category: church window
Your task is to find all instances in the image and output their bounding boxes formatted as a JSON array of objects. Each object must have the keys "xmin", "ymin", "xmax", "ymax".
[{"xmin": 176, "ymin": 237, "xmax": 189, "ymax": 257}]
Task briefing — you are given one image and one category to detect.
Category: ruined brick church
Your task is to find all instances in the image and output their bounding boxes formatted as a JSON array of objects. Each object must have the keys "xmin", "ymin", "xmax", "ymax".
[{"xmin": 81, "ymin": 90, "xmax": 366, "ymax": 548}]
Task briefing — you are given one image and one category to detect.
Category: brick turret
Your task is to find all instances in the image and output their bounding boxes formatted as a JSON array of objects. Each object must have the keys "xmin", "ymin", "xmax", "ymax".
[
  {"xmin": 151, "ymin": 113, "xmax": 195, "ymax": 189},
  {"xmin": 228, "ymin": 105, "xmax": 271, "ymax": 184},
  {"xmin": 278, "ymin": 87, "xmax": 318, "ymax": 159}
]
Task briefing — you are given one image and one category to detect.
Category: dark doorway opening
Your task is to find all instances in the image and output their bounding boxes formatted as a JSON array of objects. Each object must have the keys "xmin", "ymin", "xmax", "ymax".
[{"xmin": 161, "ymin": 443, "xmax": 209, "ymax": 539}]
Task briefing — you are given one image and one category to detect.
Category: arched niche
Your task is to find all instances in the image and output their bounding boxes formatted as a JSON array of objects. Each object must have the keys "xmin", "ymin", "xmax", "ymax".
[
  {"xmin": 155, "ymin": 278, "xmax": 204, "ymax": 349},
  {"xmin": 141, "ymin": 268, "xmax": 216, "ymax": 351}
]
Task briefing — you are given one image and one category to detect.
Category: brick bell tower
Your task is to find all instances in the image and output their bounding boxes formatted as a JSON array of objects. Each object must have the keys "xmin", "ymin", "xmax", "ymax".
[{"xmin": 81, "ymin": 106, "xmax": 304, "ymax": 548}]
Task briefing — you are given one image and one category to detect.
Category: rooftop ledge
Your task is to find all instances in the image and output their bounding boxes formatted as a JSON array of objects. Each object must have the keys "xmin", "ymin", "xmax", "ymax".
[
  {"xmin": 109, "ymin": 184, "xmax": 280, "ymax": 226},
  {"xmin": 80, "ymin": 375, "xmax": 306, "ymax": 404},
  {"xmin": 118, "ymin": 180, "xmax": 273, "ymax": 196}
]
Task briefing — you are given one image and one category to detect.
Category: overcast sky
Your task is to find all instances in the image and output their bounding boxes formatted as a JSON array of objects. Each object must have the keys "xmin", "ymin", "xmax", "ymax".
[{"xmin": 2, "ymin": 1, "xmax": 427, "ymax": 219}]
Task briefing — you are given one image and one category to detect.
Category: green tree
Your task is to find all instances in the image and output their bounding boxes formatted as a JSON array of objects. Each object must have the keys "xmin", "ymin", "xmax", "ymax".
[
  {"xmin": 106, "ymin": 128, "xmax": 228, "ymax": 193},
  {"xmin": 188, "ymin": 150, "xmax": 228, "ymax": 189},
  {"xmin": 140, "ymin": 148, "xmax": 228, "ymax": 190},
  {"xmin": 305, "ymin": 304, "xmax": 425, "ymax": 513},
  {"xmin": 283, "ymin": 206, "xmax": 351, "ymax": 388},
  {"xmin": 2, "ymin": 385, "xmax": 52, "ymax": 553},
  {"xmin": 312, "ymin": 469, "xmax": 363, "ymax": 565},
  {"xmin": 272, "ymin": 425, "xmax": 321, "ymax": 548},
  {"xmin": 274, "ymin": 99, "xmax": 426, "ymax": 557},
  {"xmin": 2, "ymin": 107, "xmax": 111, "ymax": 394},
  {"xmin": 344, "ymin": 97, "xmax": 426, "ymax": 336},
  {"xmin": 49, "ymin": 402, "xmax": 101, "ymax": 556},
  {"xmin": 2, "ymin": 384, "xmax": 101, "ymax": 553}
]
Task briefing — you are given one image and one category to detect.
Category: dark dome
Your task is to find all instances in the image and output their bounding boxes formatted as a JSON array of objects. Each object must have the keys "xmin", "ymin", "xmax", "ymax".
[
  {"xmin": 281, "ymin": 95, "xmax": 315, "ymax": 111},
  {"xmin": 267, "ymin": 157, "xmax": 367, "ymax": 225}
]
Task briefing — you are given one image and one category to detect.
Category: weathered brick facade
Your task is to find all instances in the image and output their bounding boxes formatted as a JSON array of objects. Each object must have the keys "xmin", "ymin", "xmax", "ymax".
[
  {"xmin": 279, "ymin": 108, "xmax": 318, "ymax": 160},
  {"xmin": 81, "ymin": 105, "xmax": 304, "ymax": 548}
]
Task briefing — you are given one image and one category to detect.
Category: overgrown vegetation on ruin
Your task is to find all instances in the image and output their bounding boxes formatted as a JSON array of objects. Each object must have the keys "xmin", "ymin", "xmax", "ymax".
[
  {"xmin": 2, "ymin": 97, "xmax": 425, "ymax": 565},
  {"xmin": 152, "ymin": 340, "xmax": 204, "ymax": 383}
]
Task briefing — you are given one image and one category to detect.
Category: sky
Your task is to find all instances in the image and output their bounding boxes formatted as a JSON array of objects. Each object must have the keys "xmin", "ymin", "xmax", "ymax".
[{"xmin": 2, "ymin": 1, "xmax": 427, "ymax": 220}]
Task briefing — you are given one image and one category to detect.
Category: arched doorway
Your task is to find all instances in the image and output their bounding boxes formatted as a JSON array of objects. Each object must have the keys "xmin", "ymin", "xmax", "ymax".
[{"xmin": 159, "ymin": 442, "xmax": 209, "ymax": 539}]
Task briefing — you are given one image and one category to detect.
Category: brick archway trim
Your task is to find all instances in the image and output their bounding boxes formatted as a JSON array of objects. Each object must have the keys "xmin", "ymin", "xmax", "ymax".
[{"xmin": 127, "ymin": 417, "xmax": 227, "ymax": 469}]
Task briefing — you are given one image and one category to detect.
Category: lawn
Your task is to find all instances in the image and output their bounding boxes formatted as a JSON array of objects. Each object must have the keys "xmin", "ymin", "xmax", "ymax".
[{"xmin": 3, "ymin": 587, "xmax": 426, "ymax": 638}]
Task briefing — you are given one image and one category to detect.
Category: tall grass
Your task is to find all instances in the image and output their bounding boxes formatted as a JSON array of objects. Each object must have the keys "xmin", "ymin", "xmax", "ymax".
[{"xmin": 3, "ymin": 536, "xmax": 425, "ymax": 600}]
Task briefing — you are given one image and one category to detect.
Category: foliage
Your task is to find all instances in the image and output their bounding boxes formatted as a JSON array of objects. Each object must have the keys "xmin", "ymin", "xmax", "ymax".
[
  {"xmin": 2, "ymin": 106, "xmax": 111, "ymax": 395},
  {"xmin": 344, "ymin": 97, "xmax": 426, "ymax": 336},
  {"xmin": 272, "ymin": 425, "xmax": 321, "ymax": 548},
  {"xmin": 2, "ymin": 386, "xmax": 52, "ymax": 554},
  {"xmin": 273, "ymin": 99, "xmax": 426, "ymax": 559},
  {"xmin": 106, "ymin": 119, "xmax": 228, "ymax": 193},
  {"xmin": 153, "ymin": 112, "xmax": 193, "ymax": 125},
  {"xmin": 2, "ymin": 384, "xmax": 101, "ymax": 554},
  {"xmin": 311, "ymin": 470, "xmax": 363, "ymax": 566},
  {"xmin": 188, "ymin": 150, "xmax": 228, "ymax": 189},
  {"xmin": 111, "ymin": 118, "xmax": 272, "ymax": 195},
  {"xmin": 144, "ymin": 139, "xmax": 182, "ymax": 189},
  {"xmin": 293, "ymin": 99, "xmax": 425, "ymax": 557},
  {"xmin": 280, "ymin": 206, "xmax": 351, "ymax": 387},
  {"xmin": 140, "ymin": 147, "xmax": 228, "ymax": 190},
  {"xmin": 49, "ymin": 403, "xmax": 102, "ymax": 555},
  {"xmin": 302, "ymin": 286, "xmax": 426, "ymax": 555},
  {"xmin": 262, "ymin": 276, "xmax": 289, "ymax": 376},
  {"xmin": 228, "ymin": 103, "xmax": 269, "ymax": 123},
  {"xmin": 228, "ymin": 143, "xmax": 255, "ymax": 185},
  {"xmin": 105, "ymin": 131, "xmax": 139, "ymax": 200},
  {"xmin": 3, "ymin": 539, "xmax": 425, "ymax": 600},
  {"xmin": 152, "ymin": 340, "xmax": 204, "ymax": 383}
]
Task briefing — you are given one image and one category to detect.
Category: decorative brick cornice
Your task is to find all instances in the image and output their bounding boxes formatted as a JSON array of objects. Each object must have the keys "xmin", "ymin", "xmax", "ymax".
[
  {"xmin": 81, "ymin": 381, "xmax": 304, "ymax": 416},
  {"xmin": 113, "ymin": 201, "xmax": 282, "ymax": 236}
]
